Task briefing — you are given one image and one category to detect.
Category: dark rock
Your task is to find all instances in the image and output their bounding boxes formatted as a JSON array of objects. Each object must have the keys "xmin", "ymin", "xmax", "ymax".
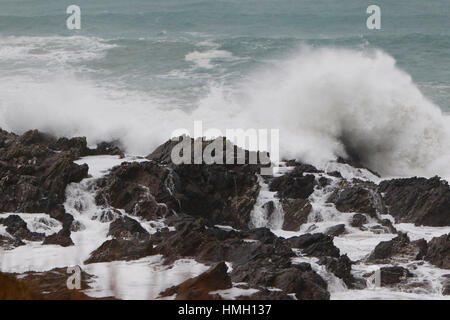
[
  {"xmin": 294, "ymin": 262, "xmax": 312, "ymax": 272},
  {"xmin": 367, "ymin": 233, "xmax": 427, "ymax": 263},
  {"xmin": 282, "ymin": 161, "xmax": 320, "ymax": 173},
  {"xmin": 0, "ymin": 129, "xmax": 89, "ymax": 223},
  {"xmin": 287, "ymin": 233, "xmax": 340, "ymax": 258},
  {"xmin": 43, "ymin": 228, "xmax": 74, "ymax": 247},
  {"xmin": 379, "ymin": 266, "xmax": 414, "ymax": 286},
  {"xmin": 325, "ymin": 224, "xmax": 346, "ymax": 237},
  {"xmin": 272, "ymin": 267, "xmax": 330, "ymax": 300},
  {"xmin": 318, "ymin": 255, "xmax": 362, "ymax": 289},
  {"xmin": 95, "ymin": 161, "xmax": 177, "ymax": 220},
  {"xmin": 441, "ymin": 275, "xmax": 450, "ymax": 295},
  {"xmin": 93, "ymin": 141, "xmax": 124, "ymax": 157},
  {"xmin": 280, "ymin": 198, "xmax": 312, "ymax": 231},
  {"xmin": 424, "ymin": 234, "xmax": 449, "ymax": 269},
  {"xmin": 378, "ymin": 176, "xmax": 450, "ymax": 226},
  {"xmin": 318, "ymin": 176, "xmax": 331, "ymax": 187},
  {"xmin": 380, "ymin": 219, "xmax": 398, "ymax": 234},
  {"xmin": 327, "ymin": 171, "xmax": 342, "ymax": 178},
  {"xmin": 51, "ymin": 136, "xmax": 124, "ymax": 158},
  {"xmin": 92, "ymin": 209, "xmax": 121, "ymax": 223},
  {"xmin": 0, "ymin": 215, "xmax": 45, "ymax": 242},
  {"xmin": 158, "ymin": 262, "xmax": 232, "ymax": 300},
  {"xmin": 241, "ymin": 227, "xmax": 277, "ymax": 244},
  {"xmin": 154, "ymin": 216, "xmax": 330, "ymax": 299},
  {"xmin": 108, "ymin": 216, "xmax": 149, "ymax": 239},
  {"xmin": 269, "ymin": 169, "xmax": 315, "ymax": 199},
  {"xmin": 84, "ymin": 238, "xmax": 155, "ymax": 264},
  {"xmin": 97, "ymin": 138, "xmax": 263, "ymax": 229},
  {"xmin": 350, "ymin": 213, "xmax": 368, "ymax": 228},
  {"xmin": 173, "ymin": 162, "xmax": 260, "ymax": 229},
  {"xmin": 69, "ymin": 220, "xmax": 84, "ymax": 232},
  {"xmin": 327, "ymin": 183, "xmax": 382, "ymax": 217},
  {"xmin": 262, "ymin": 201, "xmax": 275, "ymax": 221}
]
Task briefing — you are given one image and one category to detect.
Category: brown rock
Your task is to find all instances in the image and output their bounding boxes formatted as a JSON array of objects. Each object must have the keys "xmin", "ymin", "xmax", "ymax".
[
  {"xmin": 378, "ymin": 176, "xmax": 450, "ymax": 226},
  {"xmin": 424, "ymin": 233, "xmax": 449, "ymax": 269},
  {"xmin": 281, "ymin": 198, "xmax": 312, "ymax": 231}
]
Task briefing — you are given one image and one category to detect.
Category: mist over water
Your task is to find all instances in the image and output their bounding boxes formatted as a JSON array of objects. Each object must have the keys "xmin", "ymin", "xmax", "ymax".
[{"xmin": 0, "ymin": 0, "xmax": 449, "ymax": 178}]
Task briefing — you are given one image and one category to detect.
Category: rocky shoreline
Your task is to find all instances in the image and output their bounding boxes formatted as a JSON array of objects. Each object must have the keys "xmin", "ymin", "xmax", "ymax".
[{"xmin": 0, "ymin": 129, "xmax": 449, "ymax": 299}]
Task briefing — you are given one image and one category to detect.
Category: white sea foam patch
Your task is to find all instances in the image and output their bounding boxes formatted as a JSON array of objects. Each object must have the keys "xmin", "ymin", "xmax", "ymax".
[
  {"xmin": 2, "ymin": 45, "xmax": 450, "ymax": 178},
  {"xmin": 0, "ymin": 36, "xmax": 115, "ymax": 66},
  {"xmin": 185, "ymin": 49, "xmax": 234, "ymax": 69}
]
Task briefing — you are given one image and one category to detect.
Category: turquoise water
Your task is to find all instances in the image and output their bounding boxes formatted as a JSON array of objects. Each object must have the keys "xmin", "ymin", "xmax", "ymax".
[{"xmin": 1, "ymin": 0, "xmax": 448, "ymax": 109}]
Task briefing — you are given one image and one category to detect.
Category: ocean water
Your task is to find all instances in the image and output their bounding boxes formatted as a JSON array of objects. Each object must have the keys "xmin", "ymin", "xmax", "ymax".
[{"xmin": 0, "ymin": 0, "xmax": 450, "ymax": 177}]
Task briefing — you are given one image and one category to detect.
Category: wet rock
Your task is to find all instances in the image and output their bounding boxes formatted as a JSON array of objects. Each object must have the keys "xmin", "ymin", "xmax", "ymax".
[
  {"xmin": 69, "ymin": 220, "xmax": 85, "ymax": 232},
  {"xmin": 441, "ymin": 275, "xmax": 450, "ymax": 295},
  {"xmin": 325, "ymin": 224, "xmax": 346, "ymax": 237},
  {"xmin": 424, "ymin": 233, "xmax": 449, "ymax": 269},
  {"xmin": 156, "ymin": 217, "xmax": 241, "ymax": 264},
  {"xmin": 327, "ymin": 183, "xmax": 382, "ymax": 217},
  {"xmin": 241, "ymin": 227, "xmax": 277, "ymax": 244},
  {"xmin": 93, "ymin": 141, "xmax": 124, "ymax": 157},
  {"xmin": 380, "ymin": 219, "xmax": 398, "ymax": 234},
  {"xmin": 269, "ymin": 168, "xmax": 316, "ymax": 199},
  {"xmin": 350, "ymin": 213, "xmax": 368, "ymax": 228},
  {"xmin": 158, "ymin": 262, "xmax": 232, "ymax": 300},
  {"xmin": 51, "ymin": 136, "xmax": 124, "ymax": 158},
  {"xmin": 0, "ymin": 215, "xmax": 45, "ymax": 242},
  {"xmin": 262, "ymin": 201, "xmax": 275, "ymax": 221},
  {"xmin": 280, "ymin": 198, "xmax": 312, "ymax": 232},
  {"xmin": 367, "ymin": 233, "xmax": 427, "ymax": 263},
  {"xmin": 282, "ymin": 161, "xmax": 320, "ymax": 173},
  {"xmin": 318, "ymin": 255, "xmax": 363, "ymax": 289},
  {"xmin": 272, "ymin": 267, "xmax": 330, "ymax": 300},
  {"xmin": 318, "ymin": 176, "xmax": 331, "ymax": 188},
  {"xmin": 154, "ymin": 216, "xmax": 330, "ymax": 299},
  {"xmin": 173, "ymin": 163, "xmax": 260, "ymax": 229},
  {"xmin": 97, "ymin": 138, "xmax": 263, "ymax": 229},
  {"xmin": 327, "ymin": 171, "xmax": 342, "ymax": 178},
  {"xmin": 50, "ymin": 137, "xmax": 89, "ymax": 159},
  {"xmin": 378, "ymin": 176, "xmax": 450, "ymax": 226},
  {"xmin": 108, "ymin": 216, "xmax": 149, "ymax": 239},
  {"xmin": 294, "ymin": 262, "xmax": 313, "ymax": 272},
  {"xmin": 379, "ymin": 266, "xmax": 414, "ymax": 286},
  {"xmin": 92, "ymin": 209, "xmax": 121, "ymax": 223},
  {"xmin": 95, "ymin": 161, "xmax": 177, "ymax": 220},
  {"xmin": 84, "ymin": 238, "xmax": 155, "ymax": 264},
  {"xmin": 287, "ymin": 233, "xmax": 340, "ymax": 258},
  {"xmin": 43, "ymin": 228, "xmax": 74, "ymax": 247},
  {"xmin": 0, "ymin": 129, "xmax": 89, "ymax": 223}
]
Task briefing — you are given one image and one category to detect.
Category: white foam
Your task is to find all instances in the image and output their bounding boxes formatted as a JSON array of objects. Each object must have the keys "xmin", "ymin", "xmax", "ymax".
[
  {"xmin": 250, "ymin": 175, "xmax": 284, "ymax": 229},
  {"xmin": 185, "ymin": 49, "xmax": 234, "ymax": 69},
  {"xmin": 84, "ymin": 256, "xmax": 209, "ymax": 300}
]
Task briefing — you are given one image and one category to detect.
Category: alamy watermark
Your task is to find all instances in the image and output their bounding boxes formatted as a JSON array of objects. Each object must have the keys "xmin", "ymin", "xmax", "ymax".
[
  {"xmin": 366, "ymin": 268, "xmax": 381, "ymax": 288},
  {"xmin": 366, "ymin": 5, "xmax": 381, "ymax": 30},
  {"xmin": 65, "ymin": 5, "xmax": 380, "ymax": 31},
  {"xmin": 170, "ymin": 121, "xmax": 280, "ymax": 176},
  {"xmin": 66, "ymin": 265, "xmax": 81, "ymax": 290},
  {"xmin": 66, "ymin": 5, "xmax": 81, "ymax": 30}
]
